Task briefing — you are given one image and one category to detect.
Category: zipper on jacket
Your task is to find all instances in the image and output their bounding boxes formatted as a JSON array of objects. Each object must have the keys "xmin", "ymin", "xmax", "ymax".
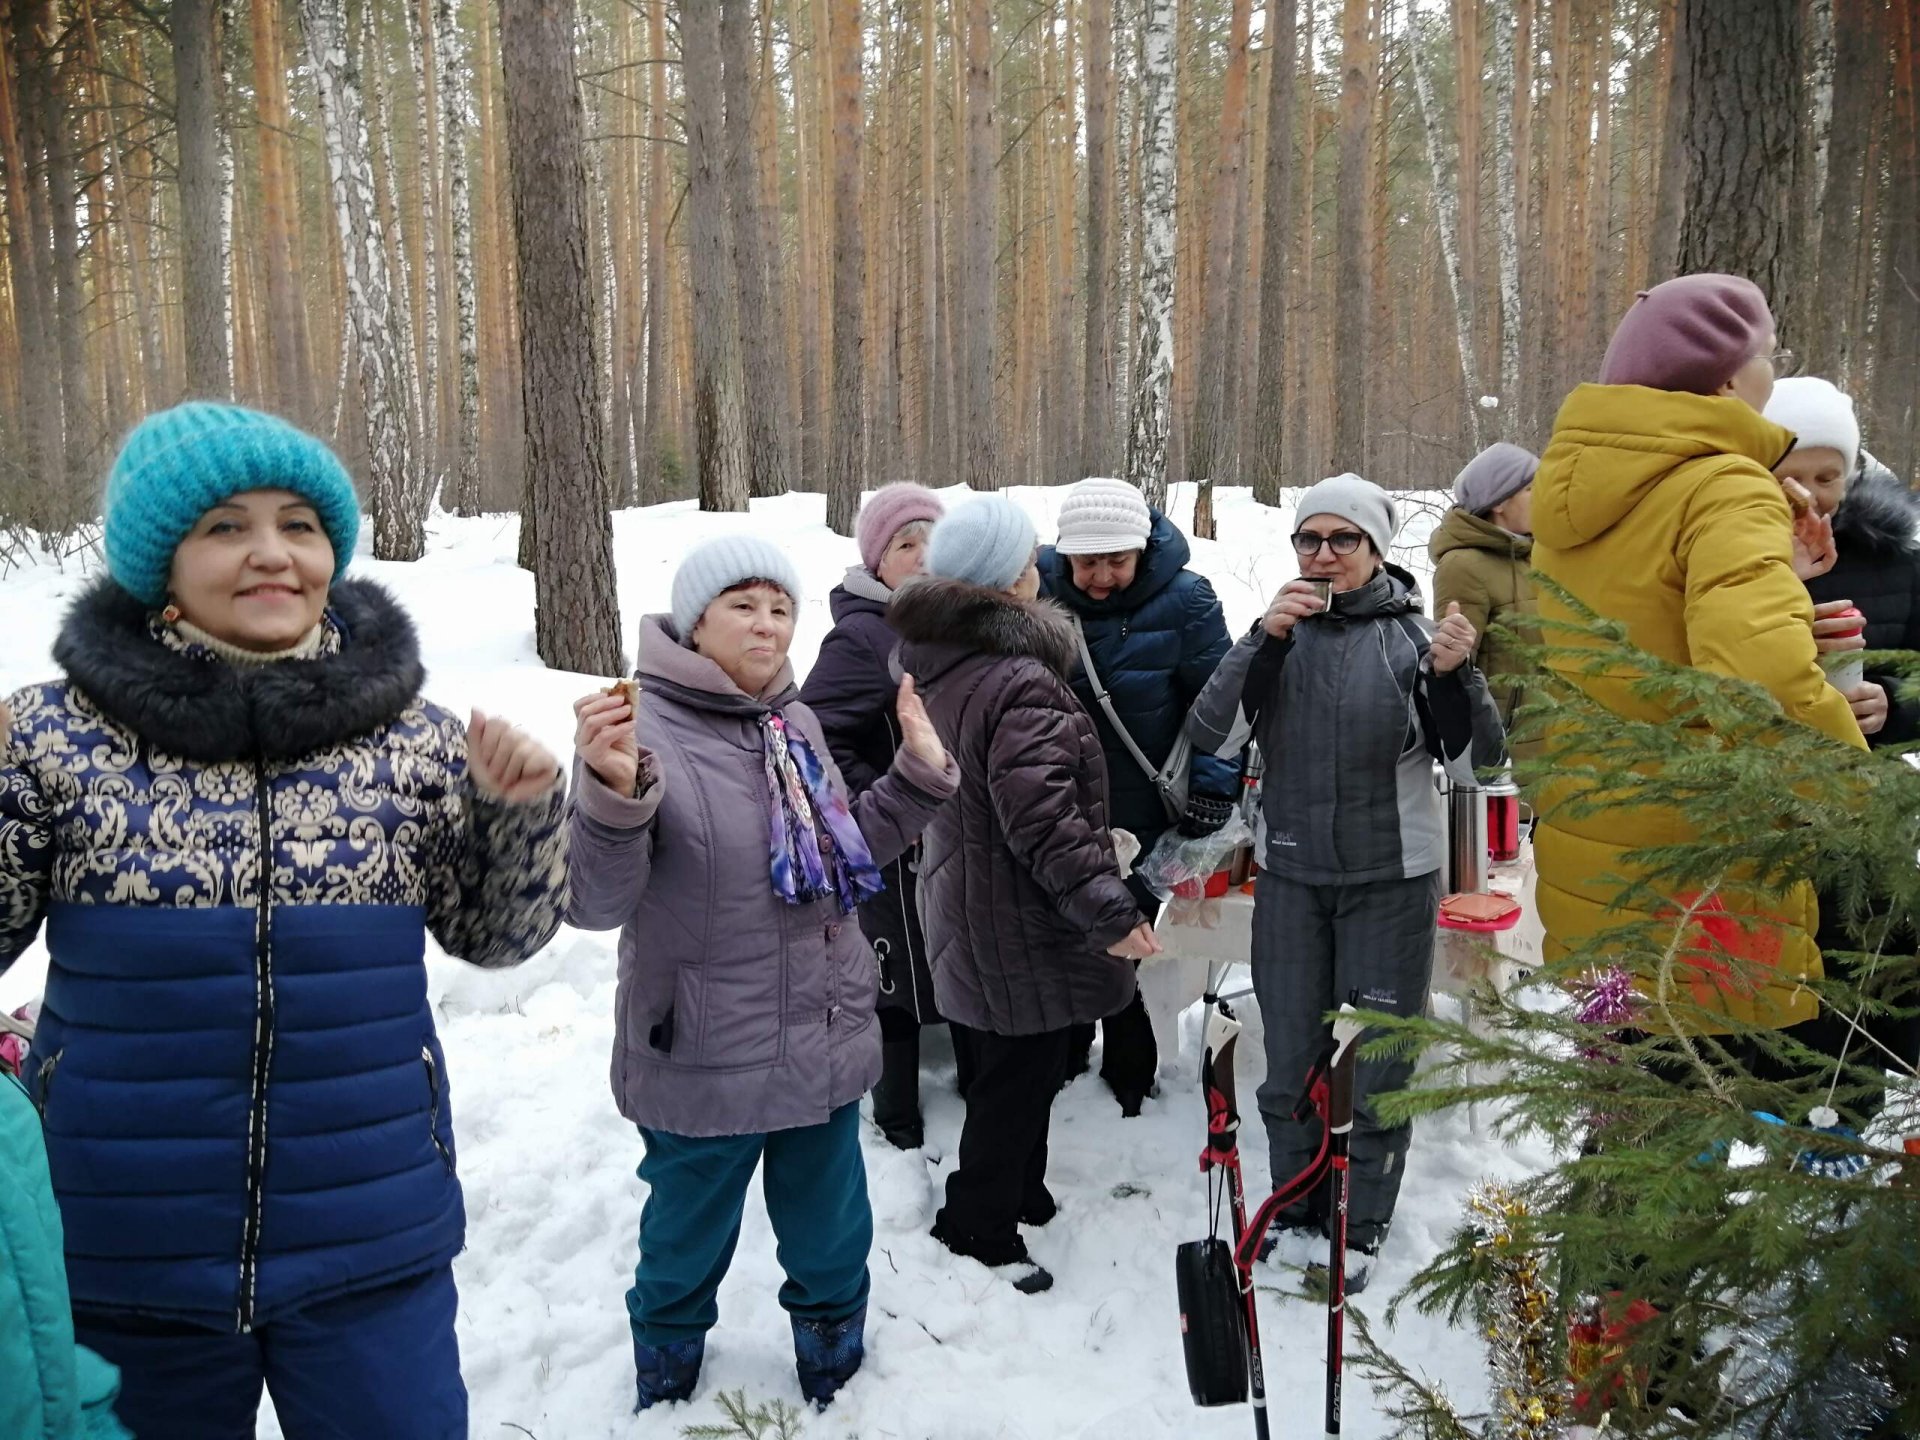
[
  {"xmin": 236, "ymin": 761, "xmax": 277, "ymax": 1334},
  {"xmin": 881, "ymin": 711, "xmax": 925, "ymax": 1023},
  {"xmin": 422, "ymin": 1045, "xmax": 455, "ymax": 1173},
  {"xmin": 33, "ymin": 1048, "xmax": 61, "ymax": 1120}
]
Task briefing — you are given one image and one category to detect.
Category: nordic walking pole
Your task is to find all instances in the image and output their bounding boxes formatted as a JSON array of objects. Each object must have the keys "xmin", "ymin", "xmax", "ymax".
[
  {"xmin": 1200, "ymin": 964, "xmax": 1270, "ymax": 1440},
  {"xmin": 1323, "ymin": 1001, "xmax": 1365, "ymax": 1439}
]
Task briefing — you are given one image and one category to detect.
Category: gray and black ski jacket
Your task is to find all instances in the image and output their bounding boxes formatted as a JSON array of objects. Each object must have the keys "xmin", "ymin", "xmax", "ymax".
[{"xmin": 1187, "ymin": 564, "xmax": 1506, "ymax": 885}]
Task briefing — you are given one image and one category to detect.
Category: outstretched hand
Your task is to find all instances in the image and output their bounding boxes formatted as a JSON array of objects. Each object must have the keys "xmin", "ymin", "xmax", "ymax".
[
  {"xmin": 896, "ymin": 675, "xmax": 949, "ymax": 772},
  {"xmin": 469, "ymin": 709, "xmax": 562, "ymax": 804},
  {"xmin": 1429, "ymin": 602, "xmax": 1477, "ymax": 674},
  {"xmin": 573, "ymin": 688, "xmax": 641, "ymax": 797}
]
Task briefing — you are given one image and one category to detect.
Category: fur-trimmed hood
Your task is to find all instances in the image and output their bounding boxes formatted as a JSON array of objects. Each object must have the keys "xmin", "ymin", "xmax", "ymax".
[
  {"xmin": 887, "ymin": 577, "xmax": 1078, "ymax": 684},
  {"xmin": 52, "ymin": 577, "xmax": 426, "ymax": 763},
  {"xmin": 1834, "ymin": 468, "xmax": 1920, "ymax": 559}
]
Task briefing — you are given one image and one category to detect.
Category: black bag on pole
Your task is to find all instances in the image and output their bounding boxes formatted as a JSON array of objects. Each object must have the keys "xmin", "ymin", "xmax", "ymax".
[{"xmin": 1175, "ymin": 1237, "xmax": 1248, "ymax": 1406}]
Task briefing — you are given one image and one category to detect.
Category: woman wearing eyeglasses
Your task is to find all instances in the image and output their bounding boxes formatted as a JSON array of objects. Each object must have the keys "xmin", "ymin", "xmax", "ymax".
[{"xmin": 1187, "ymin": 474, "xmax": 1505, "ymax": 1292}]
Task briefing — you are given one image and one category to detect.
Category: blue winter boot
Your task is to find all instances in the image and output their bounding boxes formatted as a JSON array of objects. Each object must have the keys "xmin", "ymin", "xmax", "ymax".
[
  {"xmin": 632, "ymin": 1334, "xmax": 704, "ymax": 1412},
  {"xmin": 791, "ymin": 1304, "xmax": 866, "ymax": 1409}
]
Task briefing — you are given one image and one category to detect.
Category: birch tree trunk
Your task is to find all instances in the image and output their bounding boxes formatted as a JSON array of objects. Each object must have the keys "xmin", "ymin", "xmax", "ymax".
[
  {"xmin": 826, "ymin": 0, "xmax": 864, "ymax": 533},
  {"xmin": 175, "ymin": 0, "xmax": 230, "ymax": 398},
  {"xmin": 962, "ymin": 0, "xmax": 1001, "ymax": 491},
  {"xmin": 918, "ymin": 0, "xmax": 940, "ymax": 483},
  {"xmin": 1807, "ymin": 0, "xmax": 1877, "ymax": 384},
  {"xmin": 1489, "ymin": 0, "xmax": 1522, "ymax": 434},
  {"xmin": 364, "ymin": 0, "xmax": 426, "ymax": 457},
  {"xmin": 641, "ymin": 0, "xmax": 670, "ymax": 502},
  {"xmin": 1410, "ymin": 0, "xmax": 1484, "ymax": 449},
  {"xmin": 497, "ymin": 0, "xmax": 622, "ymax": 675},
  {"xmin": 723, "ymin": 0, "xmax": 793, "ymax": 500},
  {"xmin": 434, "ymin": 0, "xmax": 483, "ymax": 513},
  {"xmin": 301, "ymin": 0, "xmax": 424, "ymax": 559},
  {"xmin": 1124, "ymin": 0, "xmax": 1177, "ymax": 510},
  {"xmin": 1251, "ymin": 0, "xmax": 1295, "ymax": 504},
  {"xmin": 683, "ymin": 0, "xmax": 751, "ymax": 512}
]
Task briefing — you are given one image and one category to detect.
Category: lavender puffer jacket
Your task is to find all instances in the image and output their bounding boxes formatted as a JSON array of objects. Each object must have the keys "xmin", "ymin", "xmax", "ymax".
[{"xmin": 566, "ymin": 616, "xmax": 958, "ymax": 1138}]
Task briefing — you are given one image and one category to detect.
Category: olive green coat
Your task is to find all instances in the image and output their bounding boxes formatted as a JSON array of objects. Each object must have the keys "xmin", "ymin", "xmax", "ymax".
[{"xmin": 1430, "ymin": 505, "xmax": 1537, "ymax": 745}]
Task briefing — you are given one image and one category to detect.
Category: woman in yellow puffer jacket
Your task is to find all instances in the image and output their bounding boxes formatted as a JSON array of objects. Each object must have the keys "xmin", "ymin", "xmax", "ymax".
[{"xmin": 1529, "ymin": 273, "xmax": 1866, "ymax": 1035}]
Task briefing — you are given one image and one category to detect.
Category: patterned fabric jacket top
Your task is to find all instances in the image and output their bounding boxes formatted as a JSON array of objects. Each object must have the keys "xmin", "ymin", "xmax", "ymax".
[{"xmin": 0, "ymin": 579, "xmax": 568, "ymax": 1331}]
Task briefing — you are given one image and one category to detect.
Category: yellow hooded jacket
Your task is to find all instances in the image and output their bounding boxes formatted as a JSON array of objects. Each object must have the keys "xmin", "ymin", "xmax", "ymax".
[{"xmin": 1529, "ymin": 384, "xmax": 1867, "ymax": 1033}]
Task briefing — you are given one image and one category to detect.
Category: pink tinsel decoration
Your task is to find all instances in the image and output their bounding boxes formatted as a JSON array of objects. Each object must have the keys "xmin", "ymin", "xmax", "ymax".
[{"xmin": 1576, "ymin": 966, "xmax": 1637, "ymax": 1028}]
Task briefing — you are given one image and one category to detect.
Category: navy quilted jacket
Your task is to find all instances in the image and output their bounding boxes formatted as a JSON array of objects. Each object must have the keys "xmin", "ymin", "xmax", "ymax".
[
  {"xmin": 1038, "ymin": 509, "xmax": 1240, "ymax": 843},
  {"xmin": 0, "ymin": 580, "xmax": 567, "ymax": 1331}
]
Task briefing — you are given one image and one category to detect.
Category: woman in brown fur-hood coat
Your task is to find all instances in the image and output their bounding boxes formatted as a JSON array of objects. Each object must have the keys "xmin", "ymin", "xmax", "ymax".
[{"xmin": 889, "ymin": 497, "xmax": 1152, "ymax": 1290}]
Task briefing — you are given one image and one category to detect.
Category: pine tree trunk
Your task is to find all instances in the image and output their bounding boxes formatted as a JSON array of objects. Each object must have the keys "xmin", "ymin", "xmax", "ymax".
[
  {"xmin": 1081, "ymin": 0, "xmax": 1114, "ymax": 478},
  {"xmin": 1250, "ymin": 0, "xmax": 1295, "ymax": 505},
  {"xmin": 364, "ymin": 0, "xmax": 426, "ymax": 460},
  {"xmin": 1646, "ymin": 0, "xmax": 1686, "ymax": 283},
  {"xmin": 683, "ymin": 0, "xmax": 751, "ymax": 512},
  {"xmin": 435, "ymin": 0, "xmax": 483, "ymax": 513},
  {"xmin": 1187, "ymin": 0, "xmax": 1252, "ymax": 537},
  {"xmin": 962, "ymin": 0, "xmax": 1000, "ymax": 492},
  {"xmin": 1676, "ymin": 0, "xmax": 1800, "ymax": 296},
  {"xmin": 1410, "ymin": 5, "xmax": 1484, "ymax": 451},
  {"xmin": 723, "ymin": 0, "xmax": 793, "ymax": 500},
  {"xmin": 301, "ymin": 0, "xmax": 424, "ymax": 558},
  {"xmin": 1866, "ymin": 0, "xmax": 1918, "ymax": 479},
  {"xmin": 0, "ymin": 9, "xmax": 58, "ymax": 509},
  {"xmin": 1124, "ymin": 0, "xmax": 1176, "ymax": 509},
  {"xmin": 175, "ymin": 0, "xmax": 230, "ymax": 399},
  {"xmin": 250, "ymin": 0, "xmax": 312, "ymax": 416},
  {"xmin": 826, "ymin": 0, "xmax": 864, "ymax": 534},
  {"xmin": 1807, "ymin": 0, "xmax": 1878, "ymax": 384},
  {"xmin": 1489, "ymin": 0, "xmax": 1523, "ymax": 436},
  {"xmin": 46, "ymin": 26, "xmax": 88, "ymax": 503},
  {"xmin": 497, "ymin": 0, "xmax": 621, "ymax": 674},
  {"xmin": 405, "ymin": 0, "xmax": 443, "ymax": 489},
  {"xmin": 1331, "ymin": 0, "xmax": 1372, "ymax": 471},
  {"xmin": 917, "ymin": 0, "xmax": 940, "ymax": 483}
]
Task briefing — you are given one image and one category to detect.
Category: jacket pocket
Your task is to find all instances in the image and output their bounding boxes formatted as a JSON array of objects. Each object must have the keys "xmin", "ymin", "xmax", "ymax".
[
  {"xmin": 421, "ymin": 1044, "xmax": 455, "ymax": 1174},
  {"xmin": 31, "ymin": 1046, "xmax": 63, "ymax": 1120}
]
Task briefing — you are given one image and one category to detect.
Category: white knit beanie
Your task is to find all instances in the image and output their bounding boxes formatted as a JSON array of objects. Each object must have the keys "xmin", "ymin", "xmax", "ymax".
[
  {"xmin": 927, "ymin": 496, "xmax": 1038, "ymax": 590},
  {"xmin": 670, "ymin": 534, "xmax": 804, "ymax": 640},
  {"xmin": 1055, "ymin": 477, "xmax": 1154, "ymax": 555},
  {"xmin": 1764, "ymin": 377, "xmax": 1861, "ymax": 475},
  {"xmin": 1295, "ymin": 473, "xmax": 1399, "ymax": 559}
]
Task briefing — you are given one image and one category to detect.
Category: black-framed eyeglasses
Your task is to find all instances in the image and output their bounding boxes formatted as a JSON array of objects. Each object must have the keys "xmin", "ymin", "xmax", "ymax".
[
  {"xmin": 1291, "ymin": 530, "xmax": 1367, "ymax": 557},
  {"xmin": 1763, "ymin": 348, "xmax": 1799, "ymax": 377}
]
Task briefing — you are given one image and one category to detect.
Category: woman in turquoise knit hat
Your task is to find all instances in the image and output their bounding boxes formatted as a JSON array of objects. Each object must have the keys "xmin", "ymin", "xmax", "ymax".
[{"xmin": 0, "ymin": 402, "xmax": 569, "ymax": 1439}]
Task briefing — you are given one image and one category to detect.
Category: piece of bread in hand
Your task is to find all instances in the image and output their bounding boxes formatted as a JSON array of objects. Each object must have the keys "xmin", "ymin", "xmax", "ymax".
[{"xmin": 604, "ymin": 678, "xmax": 640, "ymax": 711}]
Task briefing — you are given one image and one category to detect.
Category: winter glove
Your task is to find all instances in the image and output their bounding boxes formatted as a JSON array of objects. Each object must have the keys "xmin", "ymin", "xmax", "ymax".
[{"xmin": 1178, "ymin": 794, "xmax": 1235, "ymax": 839}]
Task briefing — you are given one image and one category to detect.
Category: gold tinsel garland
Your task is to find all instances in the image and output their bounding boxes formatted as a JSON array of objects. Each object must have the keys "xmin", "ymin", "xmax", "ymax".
[{"xmin": 1467, "ymin": 1184, "xmax": 1571, "ymax": 1440}]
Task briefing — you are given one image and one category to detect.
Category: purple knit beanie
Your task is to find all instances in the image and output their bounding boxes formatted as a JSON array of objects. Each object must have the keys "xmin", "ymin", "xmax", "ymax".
[
  {"xmin": 1598, "ymin": 274, "xmax": 1774, "ymax": 395},
  {"xmin": 856, "ymin": 483, "xmax": 946, "ymax": 574}
]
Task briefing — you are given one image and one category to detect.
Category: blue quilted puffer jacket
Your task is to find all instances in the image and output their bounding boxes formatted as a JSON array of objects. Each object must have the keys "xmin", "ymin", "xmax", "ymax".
[
  {"xmin": 1038, "ymin": 508, "xmax": 1241, "ymax": 845},
  {"xmin": 0, "ymin": 580, "xmax": 567, "ymax": 1333}
]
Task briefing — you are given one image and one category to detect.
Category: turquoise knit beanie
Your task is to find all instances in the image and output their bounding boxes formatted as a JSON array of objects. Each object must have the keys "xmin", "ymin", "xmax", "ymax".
[
  {"xmin": 927, "ymin": 496, "xmax": 1037, "ymax": 591},
  {"xmin": 103, "ymin": 402, "xmax": 362, "ymax": 606}
]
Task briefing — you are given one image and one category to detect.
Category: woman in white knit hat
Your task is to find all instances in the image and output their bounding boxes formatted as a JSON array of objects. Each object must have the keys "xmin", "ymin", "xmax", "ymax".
[{"xmin": 1036, "ymin": 477, "xmax": 1240, "ymax": 1115}]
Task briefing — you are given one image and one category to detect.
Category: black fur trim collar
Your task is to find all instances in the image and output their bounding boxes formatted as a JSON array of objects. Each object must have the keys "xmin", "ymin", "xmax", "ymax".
[
  {"xmin": 53, "ymin": 578, "xmax": 427, "ymax": 763},
  {"xmin": 1833, "ymin": 471, "xmax": 1920, "ymax": 559},
  {"xmin": 887, "ymin": 577, "xmax": 1078, "ymax": 679}
]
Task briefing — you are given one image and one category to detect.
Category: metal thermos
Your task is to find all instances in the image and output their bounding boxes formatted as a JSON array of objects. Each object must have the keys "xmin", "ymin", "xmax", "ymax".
[
  {"xmin": 1446, "ymin": 780, "xmax": 1490, "ymax": 895},
  {"xmin": 1484, "ymin": 777, "xmax": 1523, "ymax": 865}
]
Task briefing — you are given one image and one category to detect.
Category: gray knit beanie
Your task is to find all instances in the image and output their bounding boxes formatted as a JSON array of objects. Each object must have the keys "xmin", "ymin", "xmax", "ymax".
[
  {"xmin": 1453, "ymin": 443, "xmax": 1540, "ymax": 516},
  {"xmin": 670, "ymin": 534, "xmax": 803, "ymax": 640},
  {"xmin": 1295, "ymin": 474, "xmax": 1399, "ymax": 558},
  {"xmin": 926, "ymin": 496, "xmax": 1037, "ymax": 590}
]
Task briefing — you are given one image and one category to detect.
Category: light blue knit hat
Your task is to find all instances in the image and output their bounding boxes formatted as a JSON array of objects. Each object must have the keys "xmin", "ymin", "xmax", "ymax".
[
  {"xmin": 926, "ymin": 496, "xmax": 1037, "ymax": 591},
  {"xmin": 670, "ymin": 534, "xmax": 804, "ymax": 640},
  {"xmin": 103, "ymin": 402, "xmax": 362, "ymax": 606}
]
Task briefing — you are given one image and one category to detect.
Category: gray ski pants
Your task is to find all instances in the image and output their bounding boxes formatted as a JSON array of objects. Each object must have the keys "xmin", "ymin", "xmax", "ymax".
[{"xmin": 1250, "ymin": 868, "xmax": 1442, "ymax": 1248}]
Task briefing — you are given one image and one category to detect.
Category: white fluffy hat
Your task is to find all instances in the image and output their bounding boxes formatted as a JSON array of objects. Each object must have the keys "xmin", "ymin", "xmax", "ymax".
[
  {"xmin": 1764, "ymin": 377, "xmax": 1861, "ymax": 476},
  {"xmin": 1054, "ymin": 477, "xmax": 1154, "ymax": 556}
]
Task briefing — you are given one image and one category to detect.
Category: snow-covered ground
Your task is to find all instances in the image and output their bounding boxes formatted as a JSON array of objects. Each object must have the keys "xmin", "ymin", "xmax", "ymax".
[{"xmin": 0, "ymin": 484, "xmax": 1549, "ymax": 1439}]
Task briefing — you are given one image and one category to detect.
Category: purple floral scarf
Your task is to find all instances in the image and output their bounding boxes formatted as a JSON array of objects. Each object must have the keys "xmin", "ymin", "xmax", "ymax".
[{"xmin": 761, "ymin": 713, "xmax": 884, "ymax": 914}]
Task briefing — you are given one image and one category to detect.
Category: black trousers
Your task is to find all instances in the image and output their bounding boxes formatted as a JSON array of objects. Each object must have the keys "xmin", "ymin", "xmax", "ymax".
[
  {"xmin": 1066, "ymin": 874, "xmax": 1160, "ymax": 1106},
  {"xmin": 932, "ymin": 1025, "xmax": 1071, "ymax": 1266}
]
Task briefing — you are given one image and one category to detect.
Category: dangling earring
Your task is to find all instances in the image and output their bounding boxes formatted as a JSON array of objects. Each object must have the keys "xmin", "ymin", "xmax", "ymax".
[{"xmin": 160, "ymin": 601, "xmax": 182, "ymax": 625}]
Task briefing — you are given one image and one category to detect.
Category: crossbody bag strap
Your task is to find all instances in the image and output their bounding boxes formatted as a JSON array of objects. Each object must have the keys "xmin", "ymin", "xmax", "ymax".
[{"xmin": 1069, "ymin": 613, "xmax": 1165, "ymax": 785}]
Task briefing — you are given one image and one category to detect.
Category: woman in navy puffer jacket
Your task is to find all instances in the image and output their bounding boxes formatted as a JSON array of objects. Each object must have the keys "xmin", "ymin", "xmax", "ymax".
[
  {"xmin": 1037, "ymin": 479, "xmax": 1238, "ymax": 1113},
  {"xmin": 0, "ymin": 403, "xmax": 568, "ymax": 1440}
]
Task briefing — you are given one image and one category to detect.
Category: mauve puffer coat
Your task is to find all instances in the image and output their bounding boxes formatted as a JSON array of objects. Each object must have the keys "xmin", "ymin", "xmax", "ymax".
[
  {"xmin": 566, "ymin": 616, "xmax": 958, "ymax": 1139},
  {"xmin": 891, "ymin": 579, "xmax": 1139, "ymax": 1036}
]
